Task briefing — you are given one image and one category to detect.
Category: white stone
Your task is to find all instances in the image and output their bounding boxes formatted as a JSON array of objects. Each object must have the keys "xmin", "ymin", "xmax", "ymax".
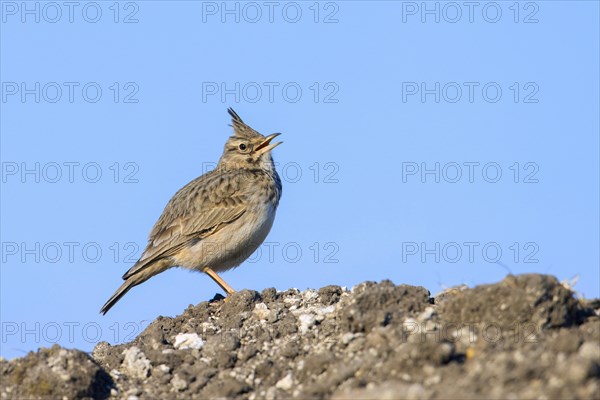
[
  {"xmin": 298, "ymin": 314, "xmax": 316, "ymax": 334},
  {"xmin": 283, "ymin": 296, "xmax": 300, "ymax": 305},
  {"xmin": 110, "ymin": 369, "xmax": 122, "ymax": 379},
  {"xmin": 341, "ymin": 332, "xmax": 357, "ymax": 345},
  {"xmin": 302, "ymin": 289, "xmax": 319, "ymax": 302},
  {"xmin": 171, "ymin": 373, "xmax": 188, "ymax": 391},
  {"xmin": 265, "ymin": 387, "xmax": 277, "ymax": 400},
  {"xmin": 275, "ymin": 373, "xmax": 294, "ymax": 390},
  {"xmin": 47, "ymin": 351, "xmax": 71, "ymax": 382},
  {"xmin": 122, "ymin": 347, "xmax": 151, "ymax": 380},
  {"xmin": 158, "ymin": 364, "xmax": 171, "ymax": 373},
  {"xmin": 173, "ymin": 333, "xmax": 204, "ymax": 350},
  {"xmin": 579, "ymin": 341, "xmax": 600, "ymax": 360},
  {"xmin": 418, "ymin": 306, "xmax": 437, "ymax": 322},
  {"xmin": 253, "ymin": 303, "xmax": 271, "ymax": 320},
  {"xmin": 320, "ymin": 305, "xmax": 335, "ymax": 314}
]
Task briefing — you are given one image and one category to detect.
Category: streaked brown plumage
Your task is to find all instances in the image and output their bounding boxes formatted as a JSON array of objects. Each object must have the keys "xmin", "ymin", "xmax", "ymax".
[{"xmin": 100, "ymin": 109, "xmax": 282, "ymax": 314}]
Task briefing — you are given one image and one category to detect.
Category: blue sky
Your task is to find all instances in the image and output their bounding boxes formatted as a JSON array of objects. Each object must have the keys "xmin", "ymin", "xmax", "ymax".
[{"xmin": 1, "ymin": 1, "xmax": 598, "ymax": 359}]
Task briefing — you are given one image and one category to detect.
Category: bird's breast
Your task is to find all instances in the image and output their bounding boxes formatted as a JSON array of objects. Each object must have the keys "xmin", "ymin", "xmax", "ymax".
[{"xmin": 180, "ymin": 200, "xmax": 278, "ymax": 272}]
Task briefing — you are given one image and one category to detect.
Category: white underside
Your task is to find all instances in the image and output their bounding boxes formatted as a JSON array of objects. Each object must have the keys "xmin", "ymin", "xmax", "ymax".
[{"xmin": 175, "ymin": 202, "xmax": 277, "ymax": 272}]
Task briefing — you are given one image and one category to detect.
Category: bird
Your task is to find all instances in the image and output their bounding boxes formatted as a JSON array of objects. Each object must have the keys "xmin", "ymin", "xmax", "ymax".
[{"xmin": 100, "ymin": 108, "xmax": 282, "ymax": 314}]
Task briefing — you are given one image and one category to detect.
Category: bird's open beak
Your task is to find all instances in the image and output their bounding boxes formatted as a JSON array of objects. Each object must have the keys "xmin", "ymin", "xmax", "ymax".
[{"xmin": 255, "ymin": 133, "xmax": 283, "ymax": 154}]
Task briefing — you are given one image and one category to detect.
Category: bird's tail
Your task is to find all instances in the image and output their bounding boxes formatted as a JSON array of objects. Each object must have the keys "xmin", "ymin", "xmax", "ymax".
[{"xmin": 100, "ymin": 259, "xmax": 171, "ymax": 315}]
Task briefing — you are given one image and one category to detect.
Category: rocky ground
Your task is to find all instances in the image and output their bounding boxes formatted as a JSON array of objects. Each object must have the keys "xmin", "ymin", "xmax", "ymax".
[{"xmin": 1, "ymin": 274, "xmax": 599, "ymax": 399}]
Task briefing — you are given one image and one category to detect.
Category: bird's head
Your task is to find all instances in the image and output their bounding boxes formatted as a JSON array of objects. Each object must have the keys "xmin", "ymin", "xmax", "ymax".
[{"xmin": 218, "ymin": 108, "xmax": 282, "ymax": 171}]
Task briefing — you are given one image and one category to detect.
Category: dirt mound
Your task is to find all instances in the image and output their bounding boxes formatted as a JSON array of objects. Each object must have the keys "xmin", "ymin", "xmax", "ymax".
[{"xmin": 1, "ymin": 274, "xmax": 599, "ymax": 399}]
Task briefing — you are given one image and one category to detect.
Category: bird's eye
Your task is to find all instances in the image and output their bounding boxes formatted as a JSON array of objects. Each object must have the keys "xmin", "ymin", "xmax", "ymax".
[{"xmin": 238, "ymin": 143, "xmax": 247, "ymax": 151}]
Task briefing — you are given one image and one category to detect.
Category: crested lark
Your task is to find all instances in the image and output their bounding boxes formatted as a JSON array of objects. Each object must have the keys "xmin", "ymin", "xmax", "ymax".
[{"xmin": 100, "ymin": 108, "xmax": 282, "ymax": 314}]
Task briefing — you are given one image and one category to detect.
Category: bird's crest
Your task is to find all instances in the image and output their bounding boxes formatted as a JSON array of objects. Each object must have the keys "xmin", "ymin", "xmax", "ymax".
[{"xmin": 228, "ymin": 108, "xmax": 262, "ymax": 139}]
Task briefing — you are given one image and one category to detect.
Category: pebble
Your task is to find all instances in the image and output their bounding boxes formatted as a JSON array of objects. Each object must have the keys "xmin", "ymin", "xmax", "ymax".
[
  {"xmin": 578, "ymin": 341, "xmax": 600, "ymax": 361},
  {"xmin": 122, "ymin": 347, "xmax": 151, "ymax": 380},
  {"xmin": 174, "ymin": 333, "xmax": 204, "ymax": 350},
  {"xmin": 171, "ymin": 373, "xmax": 188, "ymax": 391},
  {"xmin": 275, "ymin": 373, "xmax": 294, "ymax": 390},
  {"xmin": 253, "ymin": 303, "xmax": 271, "ymax": 320}
]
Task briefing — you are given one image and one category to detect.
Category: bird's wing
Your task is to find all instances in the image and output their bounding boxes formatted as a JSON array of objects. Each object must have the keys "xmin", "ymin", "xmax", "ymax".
[{"xmin": 122, "ymin": 171, "xmax": 248, "ymax": 280}]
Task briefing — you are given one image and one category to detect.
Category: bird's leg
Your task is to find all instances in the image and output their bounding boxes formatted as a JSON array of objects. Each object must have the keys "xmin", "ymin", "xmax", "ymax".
[{"xmin": 202, "ymin": 267, "xmax": 237, "ymax": 297}]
